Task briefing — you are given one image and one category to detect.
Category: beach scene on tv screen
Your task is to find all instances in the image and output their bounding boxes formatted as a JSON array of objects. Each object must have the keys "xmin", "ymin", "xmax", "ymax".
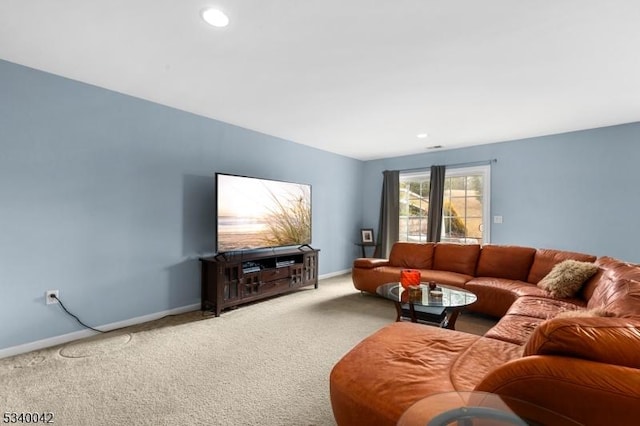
[{"xmin": 217, "ymin": 175, "xmax": 311, "ymax": 251}]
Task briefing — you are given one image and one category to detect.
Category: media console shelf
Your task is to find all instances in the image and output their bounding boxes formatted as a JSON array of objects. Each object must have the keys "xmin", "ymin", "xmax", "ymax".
[{"xmin": 199, "ymin": 247, "xmax": 320, "ymax": 316}]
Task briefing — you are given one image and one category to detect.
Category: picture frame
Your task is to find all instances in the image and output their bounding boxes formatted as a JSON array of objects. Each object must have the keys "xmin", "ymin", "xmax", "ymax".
[{"xmin": 360, "ymin": 228, "xmax": 374, "ymax": 244}]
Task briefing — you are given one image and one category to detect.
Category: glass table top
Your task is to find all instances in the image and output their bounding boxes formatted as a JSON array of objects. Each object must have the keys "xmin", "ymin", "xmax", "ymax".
[{"xmin": 376, "ymin": 282, "xmax": 477, "ymax": 308}]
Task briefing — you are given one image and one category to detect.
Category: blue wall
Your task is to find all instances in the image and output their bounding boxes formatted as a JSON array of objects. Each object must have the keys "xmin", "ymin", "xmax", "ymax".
[
  {"xmin": 2, "ymin": 57, "xmax": 639, "ymax": 353},
  {"xmin": 0, "ymin": 60, "xmax": 363, "ymax": 350},
  {"xmin": 362, "ymin": 123, "xmax": 640, "ymax": 263}
]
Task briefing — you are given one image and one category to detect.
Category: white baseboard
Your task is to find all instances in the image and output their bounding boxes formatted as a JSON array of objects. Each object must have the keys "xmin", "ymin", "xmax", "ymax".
[
  {"xmin": 0, "ymin": 303, "xmax": 201, "ymax": 360},
  {"xmin": 319, "ymin": 269, "xmax": 350, "ymax": 279}
]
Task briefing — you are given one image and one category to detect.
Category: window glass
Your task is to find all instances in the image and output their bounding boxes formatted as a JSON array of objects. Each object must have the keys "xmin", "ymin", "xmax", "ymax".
[
  {"xmin": 399, "ymin": 165, "xmax": 490, "ymax": 244},
  {"xmin": 399, "ymin": 172, "xmax": 430, "ymax": 242}
]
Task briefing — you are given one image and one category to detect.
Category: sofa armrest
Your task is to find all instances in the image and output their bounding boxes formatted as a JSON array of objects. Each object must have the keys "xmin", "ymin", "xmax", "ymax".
[
  {"xmin": 523, "ymin": 316, "xmax": 640, "ymax": 369},
  {"xmin": 353, "ymin": 258, "xmax": 390, "ymax": 269},
  {"xmin": 475, "ymin": 355, "xmax": 640, "ymax": 425}
]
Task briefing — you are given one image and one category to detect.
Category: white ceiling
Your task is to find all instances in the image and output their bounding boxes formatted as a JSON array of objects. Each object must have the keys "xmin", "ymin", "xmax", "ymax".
[{"xmin": 1, "ymin": 1, "xmax": 639, "ymax": 160}]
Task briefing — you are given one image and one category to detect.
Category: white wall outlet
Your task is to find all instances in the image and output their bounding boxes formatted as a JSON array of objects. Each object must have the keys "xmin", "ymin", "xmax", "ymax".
[
  {"xmin": 493, "ymin": 215, "xmax": 503, "ymax": 224},
  {"xmin": 46, "ymin": 290, "xmax": 59, "ymax": 305}
]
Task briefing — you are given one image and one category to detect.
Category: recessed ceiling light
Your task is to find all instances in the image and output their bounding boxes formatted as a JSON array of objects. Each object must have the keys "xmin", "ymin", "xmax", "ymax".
[
  {"xmin": 202, "ymin": 8, "xmax": 229, "ymax": 27},
  {"xmin": 416, "ymin": 133, "xmax": 429, "ymax": 139}
]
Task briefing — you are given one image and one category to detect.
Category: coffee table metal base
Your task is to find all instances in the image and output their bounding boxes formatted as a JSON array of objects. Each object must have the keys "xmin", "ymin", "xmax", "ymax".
[
  {"xmin": 399, "ymin": 305, "xmax": 448, "ymax": 327},
  {"xmin": 395, "ymin": 303, "xmax": 457, "ymax": 329}
]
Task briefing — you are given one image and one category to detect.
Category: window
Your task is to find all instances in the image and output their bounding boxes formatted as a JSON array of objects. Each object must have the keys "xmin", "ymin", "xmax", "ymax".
[
  {"xmin": 399, "ymin": 172, "xmax": 430, "ymax": 242},
  {"xmin": 399, "ymin": 165, "xmax": 490, "ymax": 244}
]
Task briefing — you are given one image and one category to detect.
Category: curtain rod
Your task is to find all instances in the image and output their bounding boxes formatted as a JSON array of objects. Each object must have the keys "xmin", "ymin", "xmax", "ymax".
[{"xmin": 398, "ymin": 158, "xmax": 497, "ymax": 173}]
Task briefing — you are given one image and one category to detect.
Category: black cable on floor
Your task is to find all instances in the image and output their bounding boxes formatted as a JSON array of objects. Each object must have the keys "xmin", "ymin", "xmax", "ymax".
[
  {"xmin": 52, "ymin": 294, "xmax": 107, "ymax": 334},
  {"xmin": 50, "ymin": 294, "xmax": 207, "ymax": 334}
]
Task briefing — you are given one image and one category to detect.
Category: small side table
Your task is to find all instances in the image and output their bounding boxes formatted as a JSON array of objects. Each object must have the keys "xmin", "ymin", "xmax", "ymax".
[{"xmin": 355, "ymin": 242, "xmax": 377, "ymax": 258}]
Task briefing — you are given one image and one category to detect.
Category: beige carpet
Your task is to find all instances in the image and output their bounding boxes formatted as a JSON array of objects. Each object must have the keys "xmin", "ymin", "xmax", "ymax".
[{"xmin": 0, "ymin": 274, "xmax": 495, "ymax": 425}]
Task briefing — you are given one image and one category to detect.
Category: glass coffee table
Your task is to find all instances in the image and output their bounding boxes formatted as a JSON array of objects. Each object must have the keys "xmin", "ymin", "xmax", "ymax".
[{"xmin": 376, "ymin": 282, "xmax": 477, "ymax": 329}]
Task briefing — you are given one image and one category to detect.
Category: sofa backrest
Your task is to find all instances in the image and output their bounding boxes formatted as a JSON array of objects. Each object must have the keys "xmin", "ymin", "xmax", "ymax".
[
  {"xmin": 527, "ymin": 249, "xmax": 597, "ymax": 284},
  {"xmin": 433, "ymin": 243, "xmax": 480, "ymax": 276},
  {"xmin": 582, "ymin": 257, "xmax": 640, "ymax": 316},
  {"xmin": 523, "ymin": 316, "xmax": 640, "ymax": 369},
  {"xmin": 476, "ymin": 245, "xmax": 536, "ymax": 281},
  {"xmin": 590, "ymin": 278, "xmax": 640, "ymax": 316},
  {"xmin": 388, "ymin": 242, "xmax": 435, "ymax": 269}
]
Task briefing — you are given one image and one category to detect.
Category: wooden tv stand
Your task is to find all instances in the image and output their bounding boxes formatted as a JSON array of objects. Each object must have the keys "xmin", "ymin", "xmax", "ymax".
[{"xmin": 199, "ymin": 247, "xmax": 319, "ymax": 316}]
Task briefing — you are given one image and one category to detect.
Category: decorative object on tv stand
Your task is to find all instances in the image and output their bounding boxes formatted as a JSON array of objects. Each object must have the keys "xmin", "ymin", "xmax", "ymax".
[{"xmin": 400, "ymin": 269, "xmax": 421, "ymax": 288}]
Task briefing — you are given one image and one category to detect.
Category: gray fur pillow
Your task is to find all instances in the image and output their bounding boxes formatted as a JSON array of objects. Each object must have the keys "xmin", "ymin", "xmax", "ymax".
[{"xmin": 537, "ymin": 260, "xmax": 599, "ymax": 298}]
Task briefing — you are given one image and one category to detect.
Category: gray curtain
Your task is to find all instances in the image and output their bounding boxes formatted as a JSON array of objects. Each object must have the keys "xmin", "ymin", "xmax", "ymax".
[
  {"xmin": 376, "ymin": 170, "xmax": 399, "ymax": 258},
  {"xmin": 427, "ymin": 165, "xmax": 446, "ymax": 242}
]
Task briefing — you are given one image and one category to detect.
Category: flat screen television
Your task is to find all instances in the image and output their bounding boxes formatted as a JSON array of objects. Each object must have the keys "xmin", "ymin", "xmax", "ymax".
[{"xmin": 215, "ymin": 173, "xmax": 312, "ymax": 253}]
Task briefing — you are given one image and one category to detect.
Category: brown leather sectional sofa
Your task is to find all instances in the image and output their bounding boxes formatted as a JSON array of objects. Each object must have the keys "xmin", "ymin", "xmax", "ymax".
[{"xmin": 330, "ymin": 242, "xmax": 640, "ymax": 425}]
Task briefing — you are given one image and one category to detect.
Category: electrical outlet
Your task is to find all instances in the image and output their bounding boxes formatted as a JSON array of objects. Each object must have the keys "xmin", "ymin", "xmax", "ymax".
[{"xmin": 46, "ymin": 290, "xmax": 59, "ymax": 305}]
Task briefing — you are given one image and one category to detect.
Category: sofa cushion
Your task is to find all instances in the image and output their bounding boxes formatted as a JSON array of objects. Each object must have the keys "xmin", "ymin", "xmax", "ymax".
[
  {"xmin": 475, "ymin": 245, "xmax": 536, "ymax": 281},
  {"xmin": 474, "ymin": 355, "xmax": 640, "ymax": 426},
  {"xmin": 450, "ymin": 337, "xmax": 524, "ymax": 390},
  {"xmin": 594, "ymin": 256, "xmax": 640, "ymax": 281},
  {"xmin": 506, "ymin": 296, "xmax": 586, "ymax": 319},
  {"xmin": 388, "ymin": 242, "xmax": 435, "ymax": 269},
  {"xmin": 484, "ymin": 314, "xmax": 546, "ymax": 345},
  {"xmin": 352, "ymin": 266, "xmax": 473, "ymax": 294},
  {"xmin": 537, "ymin": 260, "xmax": 598, "ymax": 298},
  {"xmin": 587, "ymin": 277, "xmax": 640, "ymax": 317},
  {"xmin": 527, "ymin": 249, "xmax": 597, "ymax": 284},
  {"xmin": 329, "ymin": 322, "xmax": 482, "ymax": 426},
  {"xmin": 417, "ymin": 270, "xmax": 472, "ymax": 288},
  {"xmin": 583, "ymin": 256, "xmax": 640, "ymax": 301},
  {"xmin": 523, "ymin": 316, "xmax": 640, "ymax": 369},
  {"xmin": 464, "ymin": 278, "xmax": 549, "ymax": 318},
  {"xmin": 433, "ymin": 243, "xmax": 480, "ymax": 276}
]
